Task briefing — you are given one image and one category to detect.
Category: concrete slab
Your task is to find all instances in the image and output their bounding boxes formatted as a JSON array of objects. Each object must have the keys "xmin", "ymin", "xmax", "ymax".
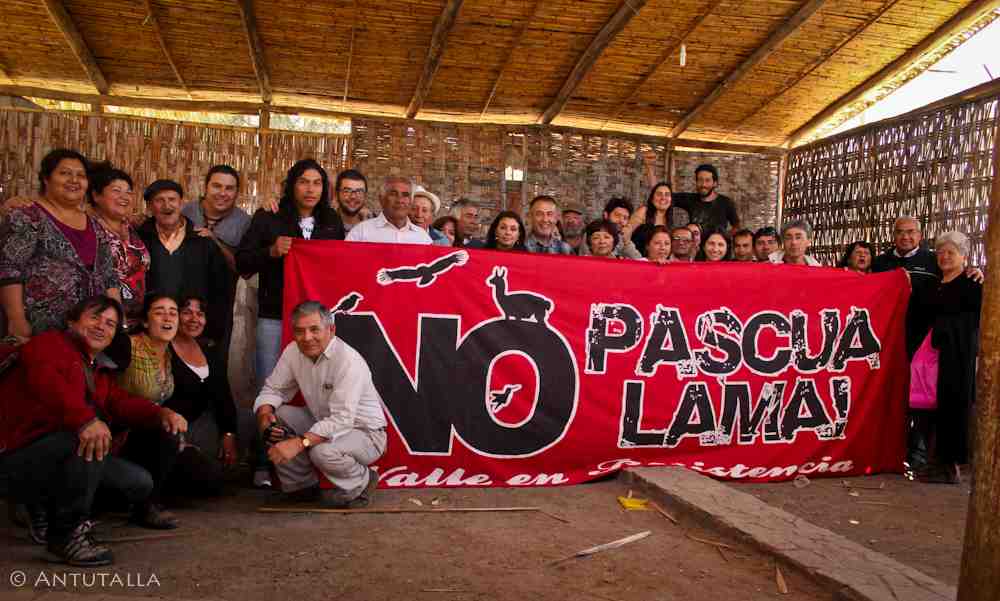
[{"xmin": 624, "ymin": 466, "xmax": 957, "ymax": 601}]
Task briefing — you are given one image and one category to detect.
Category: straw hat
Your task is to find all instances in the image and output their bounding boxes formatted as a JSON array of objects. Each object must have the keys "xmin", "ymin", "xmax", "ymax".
[{"xmin": 412, "ymin": 185, "xmax": 441, "ymax": 215}]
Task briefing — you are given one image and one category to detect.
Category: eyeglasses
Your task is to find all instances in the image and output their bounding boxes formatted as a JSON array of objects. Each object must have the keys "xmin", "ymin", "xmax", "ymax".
[
  {"xmin": 671, "ymin": 237, "xmax": 692, "ymax": 242},
  {"xmin": 339, "ymin": 187, "xmax": 366, "ymax": 196}
]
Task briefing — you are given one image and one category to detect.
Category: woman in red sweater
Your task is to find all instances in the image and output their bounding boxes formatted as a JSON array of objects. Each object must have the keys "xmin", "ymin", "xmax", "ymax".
[{"xmin": 0, "ymin": 295, "xmax": 187, "ymax": 567}]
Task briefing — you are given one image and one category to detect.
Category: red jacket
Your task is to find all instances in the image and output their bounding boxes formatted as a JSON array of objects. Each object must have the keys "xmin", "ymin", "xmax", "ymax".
[{"xmin": 0, "ymin": 330, "xmax": 162, "ymax": 453}]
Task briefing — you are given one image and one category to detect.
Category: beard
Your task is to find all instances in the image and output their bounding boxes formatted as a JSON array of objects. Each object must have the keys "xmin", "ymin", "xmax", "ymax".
[
  {"xmin": 340, "ymin": 203, "xmax": 363, "ymax": 217},
  {"xmin": 563, "ymin": 224, "xmax": 584, "ymax": 237}
]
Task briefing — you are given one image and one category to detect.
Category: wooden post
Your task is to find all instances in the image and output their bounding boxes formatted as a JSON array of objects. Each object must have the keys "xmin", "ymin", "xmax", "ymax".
[{"xmin": 957, "ymin": 120, "xmax": 1000, "ymax": 600}]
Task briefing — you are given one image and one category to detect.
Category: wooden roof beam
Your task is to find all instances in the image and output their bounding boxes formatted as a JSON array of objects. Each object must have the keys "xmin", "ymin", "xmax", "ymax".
[
  {"xmin": 602, "ymin": 0, "xmax": 724, "ymax": 128},
  {"xmin": 787, "ymin": 0, "xmax": 1000, "ymax": 147},
  {"xmin": 540, "ymin": 0, "xmax": 649, "ymax": 125},
  {"xmin": 668, "ymin": 0, "xmax": 829, "ymax": 139},
  {"xmin": 41, "ymin": 0, "xmax": 109, "ymax": 94},
  {"xmin": 406, "ymin": 0, "xmax": 465, "ymax": 119},
  {"xmin": 143, "ymin": 0, "xmax": 190, "ymax": 98},
  {"xmin": 481, "ymin": 0, "xmax": 544, "ymax": 120},
  {"xmin": 236, "ymin": 0, "xmax": 272, "ymax": 104}
]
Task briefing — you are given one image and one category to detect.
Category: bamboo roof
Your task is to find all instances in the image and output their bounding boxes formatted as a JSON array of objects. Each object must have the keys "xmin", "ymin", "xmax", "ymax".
[{"xmin": 0, "ymin": 0, "xmax": 997, "ymax": 148}]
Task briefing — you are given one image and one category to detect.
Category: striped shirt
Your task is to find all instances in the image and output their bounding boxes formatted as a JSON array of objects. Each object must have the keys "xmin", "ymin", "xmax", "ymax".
[{"xmin": 117, "ymin": 334, "xmax": 174, "ymax": 404}]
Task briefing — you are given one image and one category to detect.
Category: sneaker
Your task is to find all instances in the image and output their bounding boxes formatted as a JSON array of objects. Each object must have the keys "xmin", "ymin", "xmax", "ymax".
[
  {"xmin": 27, "ymin": 504, "xmax": 48, "ymax": 545},
  {"xmin": 46, "ymin": 521, "xmax": 113, "ymax": 567},
  {"xmin": 347, "ymin": 468, "xmax": 379, "ymax": 509}
]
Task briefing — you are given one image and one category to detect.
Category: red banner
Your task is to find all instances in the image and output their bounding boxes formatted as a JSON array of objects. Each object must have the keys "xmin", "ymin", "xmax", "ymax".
[{"xmin": 283, "ymin": 240, "xmax": 910, "ymax": 487}]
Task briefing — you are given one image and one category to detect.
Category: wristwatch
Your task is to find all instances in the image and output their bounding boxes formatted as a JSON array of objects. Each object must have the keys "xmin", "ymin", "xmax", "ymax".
[{"xmin": 301, "ymin": 436, "xmax": 312, "ymax": 449}]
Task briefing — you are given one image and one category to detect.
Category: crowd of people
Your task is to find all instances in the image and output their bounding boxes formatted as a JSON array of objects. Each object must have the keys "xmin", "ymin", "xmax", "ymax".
[{"xmin": 0, "ymin": 148, "xmax": 984, "ymax": 567}]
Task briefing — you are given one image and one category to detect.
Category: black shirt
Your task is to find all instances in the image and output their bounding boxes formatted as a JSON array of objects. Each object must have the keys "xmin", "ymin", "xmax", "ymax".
[
  {"xmin": 137, "ymin": 218, "xmax": 232, "ymax": 342},
  {"xmin": 871, "ymin": 246, "xmax": 940, "ymax": 358},
  {"xmin": 673, "ymin": 192, "xmax": 739, "ymax": 235},
  {"xmin": 166, "ymin": 340, "xmax": 238, "ymax": 435}
]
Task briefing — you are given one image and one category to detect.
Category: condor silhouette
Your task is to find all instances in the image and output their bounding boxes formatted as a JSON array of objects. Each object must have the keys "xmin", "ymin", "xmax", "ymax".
[
  {"xmin": 489, "ymin": 384, "xmax": 522, "ymax": 413},
  {"xmin": 376, "ymin": 250, "xmax": 469, "ymax": 287}
]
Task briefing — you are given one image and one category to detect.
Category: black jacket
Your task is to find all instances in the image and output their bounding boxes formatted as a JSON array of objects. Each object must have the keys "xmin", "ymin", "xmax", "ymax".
[
  {"xmin": 136, "ymin": 218, "xmax": 232, "ymax": 343},
  {"xmin": 166, "ymin": 340, "xmax": 238, "ymax": 435},
  {"xmin": 871, "ymin": 245, "xmax": 940, "ymax": 358},
  {"xmin": 236, "ymin": 205, "xmax": 344, "ymax": 320}
]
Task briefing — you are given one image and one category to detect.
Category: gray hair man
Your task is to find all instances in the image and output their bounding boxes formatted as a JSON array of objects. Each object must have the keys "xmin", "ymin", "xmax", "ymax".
[
  {"xmin": 769, "ymin": 219, "xmax": 822, "ymax": 266},
  {"xmin": 253, "ymin": 300, "xmax": 387, "ymax": 508},
  {"xmin": 450, "ymin": 197, "xmax": 481, "ymax": 245},
  {"xmin": 346, "ymin": 176, "xmax": 431, "ymax": 245}
]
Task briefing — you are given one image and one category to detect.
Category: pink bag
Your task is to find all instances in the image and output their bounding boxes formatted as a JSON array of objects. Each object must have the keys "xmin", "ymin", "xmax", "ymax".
[{"xmin": 909, "ymin": 331, "xmax": 939, "ymax": 410}]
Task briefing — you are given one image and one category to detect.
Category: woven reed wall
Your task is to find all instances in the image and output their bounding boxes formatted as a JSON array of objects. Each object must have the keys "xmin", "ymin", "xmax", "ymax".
[{"xmin": 784, "ymin": 93, "xmax": 1000, "ymax": 267}]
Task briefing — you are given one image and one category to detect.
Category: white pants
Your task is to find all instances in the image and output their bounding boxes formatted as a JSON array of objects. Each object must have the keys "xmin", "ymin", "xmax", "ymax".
[{"xmin": 274, "ymin": 405, "xmax": 386, "ymax": 497}]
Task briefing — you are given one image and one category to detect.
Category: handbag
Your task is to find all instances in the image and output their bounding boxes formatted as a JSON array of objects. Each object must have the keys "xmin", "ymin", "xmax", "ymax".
[{"xmin": 909, "ymin": 330, "xmax": 939, "ymax": 410}]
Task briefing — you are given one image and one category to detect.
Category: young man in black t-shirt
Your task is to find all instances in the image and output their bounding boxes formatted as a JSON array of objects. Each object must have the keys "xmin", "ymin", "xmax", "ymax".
[{"xmin": 671, "ymin": 164, "xmax": 740, "ymax": 235}]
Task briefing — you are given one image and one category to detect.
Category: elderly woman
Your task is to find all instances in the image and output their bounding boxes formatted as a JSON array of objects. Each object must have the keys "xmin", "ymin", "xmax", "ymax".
[
  {"xmin": 585, "ymin": 219, "xmax": 622, "ymax": 259},
  {"xmin": 164, "ymin": 296, "xmax": 239, "ymax": 487},
  {"xmin": 916, "ymin": 232, "xmax": 982, "ymax": 484},
  {"xmin": 0, "ymin": 149, "xmax": 119, "ymax": 343},
  {"xmin": 483, "ymin": 211, "xmax": 527, "ymax": 251},
  {"xmin": 411, "ymin": 185, "xmax": 450, "ymax": 246},
  {"xmin": 696, "ymin": 231, "xmax": 733, "ymax": 262},
  {"xmin": 769, "ymin": 219, "xmax": 823, "ymax": 266},
  {"xmin": 0, "ymin": 295, "xmax": 186, "ymax": 566},
  {"xmin": 838, "ymin": 241, "xmax": 874, "ymax": 273}
]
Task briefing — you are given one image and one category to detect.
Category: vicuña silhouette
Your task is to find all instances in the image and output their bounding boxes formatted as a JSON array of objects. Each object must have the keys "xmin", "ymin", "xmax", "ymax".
[{"xmin": 487, "ymin": 266, "xmax": 551, "ymax": 324}]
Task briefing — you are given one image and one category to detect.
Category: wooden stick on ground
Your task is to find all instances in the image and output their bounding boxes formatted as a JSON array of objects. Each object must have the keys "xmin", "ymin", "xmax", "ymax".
[
  {"xmin": 648, "ymin": 500, "xmax": 679, "ymax": 524},
  {"xmin": 841, "ymin": 480, "xmax": 886, "ymax": 490},
  {"xmin": 856, "ymin": 501, "xmax": 892, "ymax": 506},
  {"xmin": 539, "ymin": 510, "xmax": 571, "ymax": 524},
  {"xmin": 258, "ymin": 506, "xmax": 543, "ymax": 515},
  {"xmin": 775, "ymin": 564, "xmax": 789, "ymax": 594},
  {"xmin": 685, "ymin": 533, "xmax": 736, "ymax": 551},
  {"xmin": 549, "ymin": 530, "xmax": 652, "ymax": 566},
  {"xmin": 97, "ymin": 532, "xmax": 195, "ymax": 544}
]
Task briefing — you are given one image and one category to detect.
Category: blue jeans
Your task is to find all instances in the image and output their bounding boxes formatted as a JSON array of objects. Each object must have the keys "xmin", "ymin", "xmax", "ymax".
[{"xmin": 255, "ymin": 317, "xmax": 283, "ymax": 392}]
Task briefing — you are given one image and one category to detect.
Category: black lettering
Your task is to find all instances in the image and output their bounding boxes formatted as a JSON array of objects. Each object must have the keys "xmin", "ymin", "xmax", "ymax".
[
  {"xmin": 586, "ymin": 303, "xmax": 642, "ymax": 373},
  {"xmin": 719, "ymin": 381, "xmax": 787, "ymax": 444},
  {"xmin": 779, "ymin": 379, "xmax": 833, "ymax": 441},
  {"xmin": 619, "ymin": 381, "xmax": 665, "ymax": 447},
  {"xmin": 742, "ymin": 312, "xmax": 791, "ymax": 375},
  {"xmin": 831, "ymin": 308, "xmax": 881, "ymax": 371},
  {"xmin": 637, "ymin": 306, "xmax": 695, "ymax": 377},
  {"xmin": 694, "ymin": 308, "xmax": 743, "ymax": 376},
  {"xmin": 665, "ymin": 383, "xmax": 716, "ymax": 447},
  {"xmin": 791, "ymin": 309, "xmax": 839, "ymax": 372}
]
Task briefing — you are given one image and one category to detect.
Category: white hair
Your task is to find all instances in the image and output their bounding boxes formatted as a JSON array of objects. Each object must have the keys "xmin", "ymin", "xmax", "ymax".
[{"xmin": 935, "ymin": 231, "xmax": 970, "ymax": 257}]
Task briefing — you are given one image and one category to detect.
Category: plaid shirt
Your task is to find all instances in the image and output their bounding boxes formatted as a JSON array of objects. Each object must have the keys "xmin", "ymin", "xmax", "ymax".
[{"xmin": 524, "ymin": 234, "xmax": 572, "ymax": 255}]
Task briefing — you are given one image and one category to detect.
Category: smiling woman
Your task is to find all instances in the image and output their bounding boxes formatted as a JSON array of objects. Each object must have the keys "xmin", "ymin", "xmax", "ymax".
[{"xmin": 0, "ymin": 149, "xmax": 120, "ymax": 343}]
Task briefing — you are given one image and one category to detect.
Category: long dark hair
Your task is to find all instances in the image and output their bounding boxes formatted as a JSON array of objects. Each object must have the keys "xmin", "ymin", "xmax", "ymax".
[
  {"xmin": 644, "ymin": 182, "xmax": 676, "ymax": 226},
  {"xmin": 484, "ymin": 211, "xmax": 527, "ymax": 250},
  {"xmin": 838, "ymin": 241, "xmax": 875, "ymax": 270},
  {"xmin": 695, "ymin": 231, "xmax": 733, "ymax": 262},
  {"xmin": 278, "ymin": 159, "xmax": 338, "ymax": 226}
]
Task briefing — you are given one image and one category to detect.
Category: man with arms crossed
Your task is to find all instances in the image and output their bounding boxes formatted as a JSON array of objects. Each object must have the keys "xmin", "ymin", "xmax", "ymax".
[{"xmin": 254, "ymin": 300, "xmax": 387, "ymax": 508}]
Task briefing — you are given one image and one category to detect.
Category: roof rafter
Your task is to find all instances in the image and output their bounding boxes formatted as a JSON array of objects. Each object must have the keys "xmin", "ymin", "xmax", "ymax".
[
  {"xmin": 668, "ymin": 0, "xmax": 829, "ymax": 139},
  {"xmin": 406, "ymin": 0, "xmax": 465, "ymax": 119},
  {"xmin": 540, "ymin": 0, "xmax": 649, "ymax": 125},
  {"xmin": 41, "ymin": 0, "xmax": 109, "ymax": 94},
  {"xmin": 601, "ymin": 0, "xmax": 724, "ymax": 129},
  {"xmin": 143, "ymin": 0, "xmax": 191, "ymax": 97},
  {"xmin": 787, "ymin": 0, "xmax": 1000, "ymax": 147},
  {"xmin": 236, "ymin": 0, "xmax": 272, "ymax": 104},
  {"xmin": 480, "ymin": 0, "xmax": 544, "ymax": 120},
  {"xmin": 719, "ymin": 0, "xmax": 902, "ymax": 143}
]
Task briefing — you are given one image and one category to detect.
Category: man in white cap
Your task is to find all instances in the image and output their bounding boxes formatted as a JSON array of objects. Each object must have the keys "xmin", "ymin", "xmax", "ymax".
[{"xmin": 410, "ymin": 185, "xmax": 450, "ymax": 246}]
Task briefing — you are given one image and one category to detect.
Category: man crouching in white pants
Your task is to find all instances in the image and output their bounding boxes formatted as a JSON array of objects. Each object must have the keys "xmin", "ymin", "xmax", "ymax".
[{"xmin": 253, "ymin": 300, "xmax": 387, "ymax": 507}]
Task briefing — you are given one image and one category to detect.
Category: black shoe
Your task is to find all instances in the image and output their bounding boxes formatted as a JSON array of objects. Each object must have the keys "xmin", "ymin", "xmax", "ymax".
[
  {"xmin": 284, "ymin": 485, "xmax": 320, "ymax": 503},
  {"xmin": 131, "ymin": 503, "xmax": 178, "ymax": 530},
  {"xmin": 347, "ymin": 468, "xmax": 379, "ymax": 509},
  {"xmin": 27, "ymin": 504, "xmax": 48, "ymax": 545},
  {"xmin": 46, "ymin": 521, "xmax": 114, "ymax": 567}
]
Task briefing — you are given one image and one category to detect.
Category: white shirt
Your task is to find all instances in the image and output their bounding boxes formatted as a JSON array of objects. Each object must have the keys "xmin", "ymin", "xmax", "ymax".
[
  {"xmin": 768, "ymin": 250, "xmax": 823, "ymax": 266},
  {"xmin": 253, "ymin": 337, "xmax": 387, "ymax": 440},
  {"xmin": 345, "ymin": 213, "xmax": 432, "ymax": 245},
  {"xmin": 299, "ymin": 216, "xmax": 316, "ymax": 240}
]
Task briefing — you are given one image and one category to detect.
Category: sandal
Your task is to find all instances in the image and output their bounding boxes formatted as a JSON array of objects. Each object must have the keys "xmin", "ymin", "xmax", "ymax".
[{"xmin": 131, "ymin": 503, "xmax": 179, "ymax": 530}]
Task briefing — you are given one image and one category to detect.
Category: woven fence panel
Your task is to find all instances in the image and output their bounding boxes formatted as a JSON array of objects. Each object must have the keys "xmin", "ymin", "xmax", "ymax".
[
  {"xmin": 257, "ymin": 130, "xmax": 351, "ymax": 213},
  {"xmin": 0, "ymin": 110, "xmax": 264, "ymax": 215},
  {"xmin": 784, "ymin": 95, "xmax": 1000, "ymax": 267}
]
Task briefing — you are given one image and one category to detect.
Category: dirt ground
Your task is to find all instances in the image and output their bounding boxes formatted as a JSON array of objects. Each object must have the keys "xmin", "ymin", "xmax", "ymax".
[
  {"xmin": 734, "ymin": 473, "xmax": 969, "ymax": 586},
  {"xmin": 0, "ymin": 478, "xmax": 830, "ymax": 601}
]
